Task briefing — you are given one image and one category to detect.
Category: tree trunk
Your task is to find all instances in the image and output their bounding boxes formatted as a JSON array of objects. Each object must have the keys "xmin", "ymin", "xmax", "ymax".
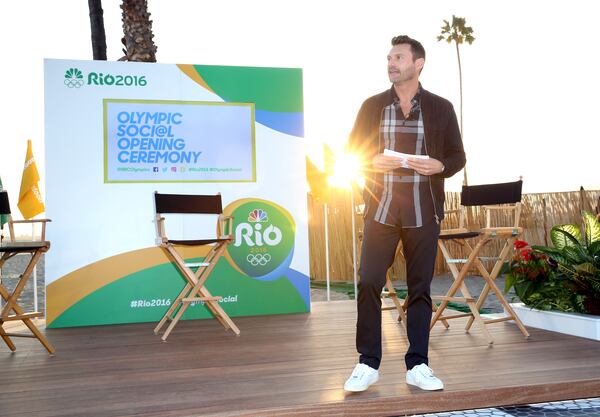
[
  {"xmin": 455, "ymin": 41, "xmax": 468, "ymax": 185},
  {"xmin": 88, "ymin": 0, "xmax": 107, "ymax": 60},
  {"xmin": 120, "ymin": 0, "xmax": 157, "ymax": 62}
]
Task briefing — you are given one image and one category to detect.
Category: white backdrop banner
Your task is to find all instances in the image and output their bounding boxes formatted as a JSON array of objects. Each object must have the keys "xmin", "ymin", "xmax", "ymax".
[{"xmin": 44, "ymin": 59, "xmax": 309, "ymax": 328}]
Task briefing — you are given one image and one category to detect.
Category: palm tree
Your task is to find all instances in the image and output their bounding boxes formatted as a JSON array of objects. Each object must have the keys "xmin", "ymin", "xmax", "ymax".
[
  {"xmin": 88, "ymin": 0, "xmax": 107, "ymax": 60},
  {"xmin": 437, "ymin": 15, "xmax": 475, "ymax": 185},
  {"xmin": 120, "ymin": 0, "xmax": 157, "ymax": 62}
]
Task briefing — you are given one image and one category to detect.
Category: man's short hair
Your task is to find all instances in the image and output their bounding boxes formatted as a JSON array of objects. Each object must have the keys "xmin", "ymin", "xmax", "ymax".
[{"xmin": 391, "ymin": 35, "xmax": 426, "ymax": 61}]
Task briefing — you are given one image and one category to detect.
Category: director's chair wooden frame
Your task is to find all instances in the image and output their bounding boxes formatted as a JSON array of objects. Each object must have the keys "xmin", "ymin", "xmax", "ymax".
[
  {"xmin": 381, "ymin": 245, "xmax": 408, "ymax": 325},
  {"xmin": 153, "ymin": 192, "xmax": 240, "ymax": 341},
  {"xmin": 0, "ymin": 190, "xmax": 54, "ymax": 354},
  {"xmin": 380, "ymin": 242, "xmax": 449, "ymax": 330},
  {"xmin": 430, "ymin": 180, "xmax": 530, "ymax": 344},
  {"xmin": 353, "ymin": 195, "xmax": 448, "ymax": 330}
]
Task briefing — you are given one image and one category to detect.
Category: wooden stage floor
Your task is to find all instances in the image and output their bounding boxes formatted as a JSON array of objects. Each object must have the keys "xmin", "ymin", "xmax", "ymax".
[{"xmin": 2, "ymin": 300, "xmax": 600, "ymax": 417}]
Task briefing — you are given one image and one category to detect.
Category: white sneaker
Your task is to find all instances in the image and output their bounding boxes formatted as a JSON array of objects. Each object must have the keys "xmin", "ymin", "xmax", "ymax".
[
  {"xmin": 406, "ymin": 363, "xmax": 444, "ymax": 391},
  {"xmin": 343, "ymin": 363, "xmax": 379, "ymax": 392}
]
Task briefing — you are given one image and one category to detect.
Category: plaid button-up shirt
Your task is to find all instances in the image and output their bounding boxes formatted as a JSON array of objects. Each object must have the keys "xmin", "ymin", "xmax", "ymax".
[{"xmin": 372, "ymin": 85, "xmax": 434, "ymax": 228}]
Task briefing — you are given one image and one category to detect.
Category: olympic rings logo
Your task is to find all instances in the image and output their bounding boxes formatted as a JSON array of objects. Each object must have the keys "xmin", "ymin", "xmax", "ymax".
[
  {"xmin": 246, "ymin": 253, "xmax": 271, "ymax": 266},
  {"xmin": 64, "ymin": 78, "xmax": 84, "ymax": 88}
]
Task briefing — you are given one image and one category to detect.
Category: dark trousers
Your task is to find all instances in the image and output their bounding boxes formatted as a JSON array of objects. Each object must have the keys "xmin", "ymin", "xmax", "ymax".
[{"xmin": 356, "ymin": 217, "xmax": 440, "ymax": 370}]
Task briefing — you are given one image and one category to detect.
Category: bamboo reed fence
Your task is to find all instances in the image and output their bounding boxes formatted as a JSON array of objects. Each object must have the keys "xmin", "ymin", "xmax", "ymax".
[{"xmin": 307, "ymin": 188, "xmax": 600, "ymax": 282}]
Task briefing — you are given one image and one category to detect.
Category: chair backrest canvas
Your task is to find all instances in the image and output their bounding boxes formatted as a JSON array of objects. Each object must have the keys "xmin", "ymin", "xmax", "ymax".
[
  {"xmin": 154, "ymin": 192, "xmax": 230, "ymax": 243},
  {"xmin": 460, "ymin": 180, "xmax": 523, "ymax": 229},
  {"xmin": 0, "ymin": 191, "xmax": 10, "ymax": 215},
  {"xmin": 0, "ymin": 191, "xmax": 15, "ymax": 242},
  {"xmin": 154, "ymin": 193, "xmax": 223, "ymax": 215},
  {"xmin": 460, "ymin": 180, "xmax": 522, "ymax": 207}
]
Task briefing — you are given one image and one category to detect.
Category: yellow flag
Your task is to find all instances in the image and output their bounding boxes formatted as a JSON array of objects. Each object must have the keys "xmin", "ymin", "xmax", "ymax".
[{"xmin": 18, "ymin": 140, "xmax": 45, "ymax": 219}]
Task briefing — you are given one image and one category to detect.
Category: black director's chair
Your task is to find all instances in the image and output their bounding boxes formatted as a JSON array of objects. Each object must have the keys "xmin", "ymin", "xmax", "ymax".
[
  {"xmin": 430, "ymin": 180, "xmax": 530, "ymax": 344},
  {"xmin": 153, "ymin": 192, "xmax": 239, "ymax": 341},
  {"xmin": 0, "ymin": 190, "xmax": 54, "ymax": 354}
]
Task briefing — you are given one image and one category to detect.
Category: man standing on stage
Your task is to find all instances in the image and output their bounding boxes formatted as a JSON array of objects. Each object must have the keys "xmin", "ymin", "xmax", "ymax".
[{"xmin": 344, "ymin": 35, "xmax": 466, "ymax": 392}]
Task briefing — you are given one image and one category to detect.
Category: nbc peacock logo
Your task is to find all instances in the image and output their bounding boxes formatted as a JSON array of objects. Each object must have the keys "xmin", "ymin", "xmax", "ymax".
[
  {"xmin": 224, "ymin": 199, "xmax": 295, "ymax": 279},
  {"xmin": 64, "ymin": 68, "xmax": 84, "ymax": 88},
  {"xmin": 248, "ymin": 209, "xmax": 268, "ymax": 223}
]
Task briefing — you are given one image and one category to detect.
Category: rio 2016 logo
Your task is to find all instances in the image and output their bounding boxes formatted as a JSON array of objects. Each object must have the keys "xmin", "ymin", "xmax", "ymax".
[
  {"xmin": 224, "ymin": 199, "xmax": 295, "ymax": 280},
  {"xmin": 63, "ymin": 67, "xmax": 147, "ymax": 88}
]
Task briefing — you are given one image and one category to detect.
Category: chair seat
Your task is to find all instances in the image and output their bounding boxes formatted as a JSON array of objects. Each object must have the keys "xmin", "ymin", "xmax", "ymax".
[
  {"xmin": 167, "ymin": 238, "xmax": 230, "ymax": 246},
  {"xmin": 0, "ymin": 241, "xmax": 50, "ymax": 253},
  {"xmin": 439, "ymin": 231, "xmax": 480, "ymax": 240},
  {"xmin": 480, "ymin": 227, "xmax": 523, "ymax": 237}
]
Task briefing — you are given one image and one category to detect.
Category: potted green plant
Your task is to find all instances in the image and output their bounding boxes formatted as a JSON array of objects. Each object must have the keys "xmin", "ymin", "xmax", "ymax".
[
  {"xmin": 505, "ymin": 211, "xmax": 600, "ymax": 314},
  {"xmin": 504, "ymin": 240, "xmax": 577, "ymax": 312},
  {"xmin": 532, "ymin": 211, "xmax": 600, "ymax": 315},
  {"xmin": 504, "ymin": 211, "xmax": 600, "ymax": 340}
]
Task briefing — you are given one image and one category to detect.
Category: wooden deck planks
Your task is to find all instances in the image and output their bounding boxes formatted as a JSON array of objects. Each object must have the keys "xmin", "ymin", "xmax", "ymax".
[{"xmin": 1, "ymin": 300, "xmax": 599, "ymax": 417}]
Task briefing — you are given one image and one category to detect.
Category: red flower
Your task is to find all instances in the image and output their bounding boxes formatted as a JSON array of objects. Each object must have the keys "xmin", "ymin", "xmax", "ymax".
[
  {"xmin": 520, "ymin": 248, "xmax": 533, "ymax": 261},
  {"xmin": 514, "ymin": 240, "xmax": 529, "ymax": 250}
]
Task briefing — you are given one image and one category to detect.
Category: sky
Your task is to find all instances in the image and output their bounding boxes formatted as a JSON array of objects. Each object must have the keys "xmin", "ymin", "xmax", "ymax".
[{"xmin": 0, "ymin": 0, "xmax": 598, "ymax": 214}]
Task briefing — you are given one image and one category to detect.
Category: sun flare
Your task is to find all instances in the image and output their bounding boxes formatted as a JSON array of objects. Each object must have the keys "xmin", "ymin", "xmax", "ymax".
[{"xmin": 327, "ymin": 152, "xmax": 364, "ymax": 189}]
